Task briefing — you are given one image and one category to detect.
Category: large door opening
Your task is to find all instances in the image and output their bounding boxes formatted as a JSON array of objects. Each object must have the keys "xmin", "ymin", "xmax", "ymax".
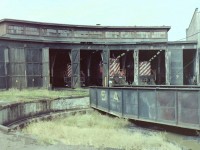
[
  {"xmin": 139, "ymin": 50, "xmax": 165, "ymax": 85},
  {"xmin": 109, "ymin": 50, "xmax": 133, "ymax": 86},
  {"xmin": 183, "ymin": 49, "xmax": 196, "ymax": 85},
  {"xmin": 80, "ymin": 50, "xmax": 102, "ymax": 86},
  {"xmin": 49, "ymin": 49, "xmax": 71, "ymax": 88}
]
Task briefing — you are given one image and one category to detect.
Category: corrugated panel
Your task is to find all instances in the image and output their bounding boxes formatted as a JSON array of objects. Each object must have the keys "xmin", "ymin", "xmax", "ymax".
[
  {"xmin": 25, "ymin": 48, "xmax": 42, "ymax": 87},
  {"xmin": 8, "ymin": 48, "xmax": 26, "ymax": 88}
]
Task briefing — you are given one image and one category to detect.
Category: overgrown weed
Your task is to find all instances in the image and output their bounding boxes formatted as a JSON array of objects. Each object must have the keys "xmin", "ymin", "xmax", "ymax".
[{"xmin": 23, "ymin": 111, "xmax": 181, "ymax": 150}]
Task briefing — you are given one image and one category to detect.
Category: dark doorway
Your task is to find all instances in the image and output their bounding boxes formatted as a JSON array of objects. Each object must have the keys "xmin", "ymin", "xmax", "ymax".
[
  {"xmin": 80, "ymin": 50, "xmax": 102, "ymax": 86},
  {"xmin": 49, "ymin": 49, "xmax": 71, "ymax": 87},
  {"xmin": 139, "ymin": 50, "xmax": 165, "ymax": 85},
  {"xmin": 183, "ymin": 49, "xmax": 196, "ymax": 85}
]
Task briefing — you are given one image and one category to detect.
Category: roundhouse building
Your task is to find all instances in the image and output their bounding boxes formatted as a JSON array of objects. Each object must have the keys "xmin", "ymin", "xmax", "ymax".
[{"xmin": 0, "ymin": 19, "xmax": 198, "ymax": 89}]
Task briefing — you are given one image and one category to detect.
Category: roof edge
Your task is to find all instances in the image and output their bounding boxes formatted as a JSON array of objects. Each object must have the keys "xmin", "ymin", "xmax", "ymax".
[{"xmin": 0, "ymin": 18, "xmax": 171, "ymax": 31}]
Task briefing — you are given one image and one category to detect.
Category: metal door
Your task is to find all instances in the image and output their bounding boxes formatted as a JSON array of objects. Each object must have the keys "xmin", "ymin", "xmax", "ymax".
[
  {"xmin": 25, "ymin": 48, "xmax": 42, "ymax": 87},
  {"xmin": 0, "ymin": 47, "xmax": 8, "ymax": 89},
  {"xmin": 9, "ymin": 47, "xmax": 26, "ymax": 89}
]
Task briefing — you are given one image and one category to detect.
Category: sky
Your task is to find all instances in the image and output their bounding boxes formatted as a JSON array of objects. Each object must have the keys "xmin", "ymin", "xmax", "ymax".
[{"xmin": 0, "ymin": 0, "xmax": 199, "ymax": 41}]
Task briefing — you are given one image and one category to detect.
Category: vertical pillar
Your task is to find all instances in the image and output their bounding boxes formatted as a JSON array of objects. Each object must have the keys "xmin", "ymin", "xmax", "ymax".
[
  {"xmin": 86, "ymin": 54, "xmax": 91, "ymax": 86},
  {"xmin": 134, "ymin": 49, "xmax": 139, "ymax": 85},
  {"xmin": 0, "ymin": 47, "xmax": 9, "ymax": 89},
  {"xmin": 102, "ymin": 48, "xmax": 110, "ymax": 87},
  {"xmin": 4, "ymin": 48, "xmax": 9, "ymax": 89},
  {"xmin": 165, "ymin": 49, "xmax": 170, "ymax": 85},
  {"xmin": 71, "ymin": 49, "xmax": 80, "ymax": 88},
  {"xmin": 196, "ymin": 48, "xmax": 200, "ymax": 85},
  {"xmin": 42, "ymin": 47, "xmax": 50, "ymax": 89},
  {"xmin": 157, "ymin": 53, "xmax": 161, "ymax": 84}
]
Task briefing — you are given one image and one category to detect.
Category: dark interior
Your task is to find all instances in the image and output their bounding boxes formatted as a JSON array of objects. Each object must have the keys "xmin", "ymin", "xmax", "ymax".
[
  {"xmin": 80, "ymin": 50, "xmax": 102, "ymax": 86},
  {"xmin": 49, "ymin": 49, "xmax": 71, "ymax": 87},
  {"xmin": 183, "ymin": 49, "xmax": 196, "ymax": 85},
  {"xmin": 139, "ymin": 50, "xmax": 165, "ymax": 84}
]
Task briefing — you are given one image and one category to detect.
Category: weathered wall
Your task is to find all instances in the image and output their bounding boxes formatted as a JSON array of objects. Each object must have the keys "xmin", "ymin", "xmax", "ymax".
[
  {"xmin": 0, "ymin": 38, "xmax": 197, "ymax": 89},
  {"xmin": 0, "ymin": 20, "xmax": 169, "ymax": 44},
  {"xmin": 0, "ymin": 23, "xmax": 6, "ymax": 36},
  {"xmin": 0, "ymin": 97, "xmax": 89, "ymax": 126}
]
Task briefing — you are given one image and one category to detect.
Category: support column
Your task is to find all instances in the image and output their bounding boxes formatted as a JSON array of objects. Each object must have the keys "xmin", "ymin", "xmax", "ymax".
[
  {"xmin": 157, "ymin": 53, "xmax": 161, "ymax": 84},
  {"xmin": 86, "ymin": 54, "xmax": 91, "ymax": 86},
  {"xmin": 165, "ymin": 49, "xmax": 170, "ymax": 85},
  {"xmin": 102, "ymin": 48, "xmax": 110, "ymax": 87},
  {"xmin": 71, "ymin": 49, "xmax": 80, "ymax": 88},
  {"xmin": 0, "ymin": 47, "xmax": 9, "ymax": 89},
  {"xmin": 134, "ymin": 49, "xmax": 139, "ymax": 85},
  {"xmin": 196, "ymin": 48, "xmax": 200, "ymax": 85},
  {"xmin": 42, "ymin": 47, "xmax": 50, "ymax": 89},
  {"xmin": 4, "ymin": 48, "xmax": 9, "ymax": 89}
]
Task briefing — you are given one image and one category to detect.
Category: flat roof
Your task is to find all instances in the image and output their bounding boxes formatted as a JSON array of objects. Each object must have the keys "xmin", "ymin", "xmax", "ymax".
[{"xmin": 0, "ymin": 18, "xmax": 171, "ymax": 31}]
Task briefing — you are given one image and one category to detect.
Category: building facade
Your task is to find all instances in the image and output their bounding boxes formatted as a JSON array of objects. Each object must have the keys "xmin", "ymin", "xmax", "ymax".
[
  {"xmin": 186, "ymin": 8, "xmax": 200, "ymax": 85},
  {"xmin": 0, "ymin": 19, "xmax": 198, "ymax": 89}
]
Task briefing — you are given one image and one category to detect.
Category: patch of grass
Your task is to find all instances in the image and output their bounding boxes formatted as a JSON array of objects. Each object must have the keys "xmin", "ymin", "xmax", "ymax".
[
  {"xmin": 0, "ymin": 88, "xmax": 89, "ymax": 102},
  {"xmin": 23, "ymin": 111, "xmax": 181, "ymax": 150}
]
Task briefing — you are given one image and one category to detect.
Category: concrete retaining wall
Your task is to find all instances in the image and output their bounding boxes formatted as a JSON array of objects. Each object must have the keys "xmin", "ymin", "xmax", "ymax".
[{"xmin": 0, "ymin": 97, "xmax": 89, "ymax": 127}]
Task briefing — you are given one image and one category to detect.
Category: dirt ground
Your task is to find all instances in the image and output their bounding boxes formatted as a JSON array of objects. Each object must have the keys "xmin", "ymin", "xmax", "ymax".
[{"xmin": 0, "ymin": 130, "xmax": 98, "ymax": 150}]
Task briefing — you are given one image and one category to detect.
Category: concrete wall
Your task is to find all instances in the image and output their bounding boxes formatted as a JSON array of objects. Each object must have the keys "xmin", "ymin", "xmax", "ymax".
[{"xmin": 0, "ymin": 97, "xmax": 89, "ymax": 126}]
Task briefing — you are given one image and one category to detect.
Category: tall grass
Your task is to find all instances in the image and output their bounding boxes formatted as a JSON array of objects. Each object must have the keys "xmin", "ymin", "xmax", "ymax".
[
  {"xmin": 23, "ymin": 111, "xmax": 181, "ymax": 150},
  {"xmin": 0, "ymin": 88, "xmax": 89, "ymax": 102}
]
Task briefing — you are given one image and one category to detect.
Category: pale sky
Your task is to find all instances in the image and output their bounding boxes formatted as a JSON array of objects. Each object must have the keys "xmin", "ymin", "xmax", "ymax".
[{"xmin": 0, "ymin": 0, "xmax": 199, "ymax": 41}]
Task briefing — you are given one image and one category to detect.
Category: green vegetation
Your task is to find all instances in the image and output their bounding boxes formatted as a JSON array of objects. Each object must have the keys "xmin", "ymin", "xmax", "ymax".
[
  {"xmin": 0, "ymin": 88, "xmax": 89, "ymax": 102},
  {"xmin": 23, "ymin": 111, "xmax": 181, "ymax": 150}
]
